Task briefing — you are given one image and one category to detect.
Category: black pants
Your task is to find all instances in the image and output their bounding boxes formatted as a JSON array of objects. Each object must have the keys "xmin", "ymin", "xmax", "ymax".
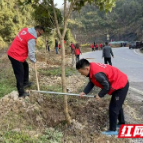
[
  {"xmin": 109, "ymin": 82, "xmax": 129, "ymax": 131},
  {"xmin": 76, "ymin": 55, "xmax": 80, "ymax": 63},
  {"xmin": 104, "ymin": 57, "xmax": 112, "ymax": 66},
  {"xmin": 8, "ymin": 56, "xmax": 29, "ymax": 95}
]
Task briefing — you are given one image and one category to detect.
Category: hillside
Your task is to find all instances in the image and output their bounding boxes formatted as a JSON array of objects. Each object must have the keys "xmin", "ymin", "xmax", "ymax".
[{"xmin": 69, "ymin": 0, "xmax": 143, "ymax": 43}]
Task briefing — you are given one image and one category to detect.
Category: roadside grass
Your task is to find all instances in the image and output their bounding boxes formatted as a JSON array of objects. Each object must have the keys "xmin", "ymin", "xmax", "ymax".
[
  {"xmin": 1, "ymin": 128, "xmax": 63, "ymax": 143},
  {"xmin": 38, "ymin": 128, "xmax": 63, "ymax": 143},
  {"xmin": 0, "ymin": 60, "xmax": 16, "ymax": 97},
  {"xmin": 1, "ymin": 131, "xmax": 37, "ymax": 143},
  {"xmin": 81, "ymin": 46, "xmax": 91, "ymax": 53},
  {"xmin": 38, "ymin": 67, "xmax": 77, "ymax": 77}
]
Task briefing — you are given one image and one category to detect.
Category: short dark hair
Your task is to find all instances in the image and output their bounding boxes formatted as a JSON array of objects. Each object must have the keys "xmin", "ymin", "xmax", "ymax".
[
  {"xmin": 76, "ymin": 59, "xmax": 90, "ymax": 70},
  {"xmin": 35, "ymin": 26, "xmax": 45, "ymax": 32},
  {"xmin": 75, "ymin": 43, "xmax": 80, "ymax": 49},
  {"xmin": 105, "ymin": 41, "xmax": 108, "ymax": 45}
]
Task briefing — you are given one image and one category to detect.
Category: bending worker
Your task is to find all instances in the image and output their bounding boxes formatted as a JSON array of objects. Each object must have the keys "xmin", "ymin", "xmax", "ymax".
[
  {"xmin": 76, "ymin": 59, "xmax": 129, "ymax": 136},
  {"xmin": 7, "ymin": 26, "xmax": 45, "ymax": 97}
]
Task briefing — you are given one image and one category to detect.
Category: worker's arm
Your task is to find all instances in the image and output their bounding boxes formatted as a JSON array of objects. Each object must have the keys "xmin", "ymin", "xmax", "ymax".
[
  {"xmin": 95, "ymin": 72, "xmax": 110, "ymax": 98},
  {"xmin": 79, "ymin": 81, "xmax": 94, "ymax": 97},
  {"xmin": 80, "ymin": 73, "xmax": 110, "ymax": 97},
  {"xmin": 110, "ymin": 47, "xmax": 114, "ymax": 57},
  {"xmin": 28, "ymin": 39, "xmax": 36, "ymax": 63},
  {"xmin": 83, "ymin": 81, "xmax": 94, "ymax": 94}
]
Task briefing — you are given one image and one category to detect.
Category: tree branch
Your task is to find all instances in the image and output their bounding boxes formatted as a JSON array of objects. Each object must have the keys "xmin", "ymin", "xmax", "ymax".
[
  {"xmin": 64, "ymin": 0, "xmax": 67, "ymax": 20},
  {"xmin": 51, "ymin": 0, "xmax": 62, "ymax": 38},
  {"xmin": 62, "ymin": 1, "xmax": 75, "ymax": 37}
]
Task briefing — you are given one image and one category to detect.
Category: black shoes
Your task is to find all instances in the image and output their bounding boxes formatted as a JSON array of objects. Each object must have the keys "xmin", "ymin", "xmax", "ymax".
[
  {"xmin": 19, "ymin": 92, "xmax": 29, "ymax": 98},
  {"xmin": 23, "ymin": 82, "xmax": 33, "ymax": 89}
]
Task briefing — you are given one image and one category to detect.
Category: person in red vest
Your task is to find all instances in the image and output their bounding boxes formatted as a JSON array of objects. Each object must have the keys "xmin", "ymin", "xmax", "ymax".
[
  {"xmin": 74, "ymin": 43, "xmax": 82, "ymax": 63},
  {"xmin": 76, "ymin": 59, "xmax": 129, "ymax": 136},
  {"xmin": 99, "ymin": 43, "xmax": 102, "ymax": 50},
  {"xmin": 95, "ymin": 44, "xmax": 98, "ymax": 50},
  {"xmin": 100, "ymin": 43, "xmax": 103, "ymax": 50},
  {"xmin": 7, "ymin": 26, "xmax": 45, "ymax": 97},
  {"xmin": 90, "ymin": 44, "xmax": 94, "ymax": 51},
  {"xmin": 70, "ymin": 42, "xmax": 75, "ymax": 54},
  {"xmin": 58, "ymin": 43, "xmax": 61, "ymax": 50}
]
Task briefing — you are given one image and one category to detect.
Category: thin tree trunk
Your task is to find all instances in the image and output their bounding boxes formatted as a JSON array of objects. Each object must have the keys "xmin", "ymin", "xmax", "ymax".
[
  {"xmin": 51, "ymin": 0, "xmax": 75, "ymax": 125},
  {"xmin": 61, "ymin": 38, "xmax": 71, "ymax": 124}
]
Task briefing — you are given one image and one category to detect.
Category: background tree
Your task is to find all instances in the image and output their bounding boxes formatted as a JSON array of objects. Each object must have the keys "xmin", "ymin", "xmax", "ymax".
[
  {"xmin": 69, "ymin": 0, "xmax": 143, "ymax": 43},
  {"xmin": 0, "ymin": 0, "xmax": 34, "ymax": 45}
]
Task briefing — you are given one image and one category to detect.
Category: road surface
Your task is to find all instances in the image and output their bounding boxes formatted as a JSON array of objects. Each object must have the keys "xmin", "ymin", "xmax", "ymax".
[{"xmin": 81, "ymin": 47, "xmax": 143, "ymax": 91}]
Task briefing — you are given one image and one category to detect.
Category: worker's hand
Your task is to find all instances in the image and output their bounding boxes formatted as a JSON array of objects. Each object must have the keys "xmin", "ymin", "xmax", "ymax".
[
  {"xmin": 95, "ymin": 95, "xmax": 101, "ymax": 101},
  {"xmin": 79, "ymin": 92, "xmax": 85, "ymax": 97}
]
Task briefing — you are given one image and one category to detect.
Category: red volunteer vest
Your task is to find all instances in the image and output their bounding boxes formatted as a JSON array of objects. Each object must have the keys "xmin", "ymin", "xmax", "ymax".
[
  {"xmin": 71, "ymin": 44, "xmax": 75, "ymax": 50},
  {"xmin": 75, "ymin": 48, "xmax": 80, "ymax": 55},
  {"xmin": 89, "ymin": 63, "xmax": 128, "ymax": 95},
  {"xmin": 90, "ymin": 45, "xmax": 94, "ymax": 48},
  {"xmin": 7, "ymin": 28, "xmax": 36, "ymax": 62}
]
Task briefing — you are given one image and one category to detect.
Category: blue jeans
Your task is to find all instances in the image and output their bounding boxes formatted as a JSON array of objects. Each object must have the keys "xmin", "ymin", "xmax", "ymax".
[{"xmin": 55, "ymin": 47, "xmax": 58, "ymax": 54}]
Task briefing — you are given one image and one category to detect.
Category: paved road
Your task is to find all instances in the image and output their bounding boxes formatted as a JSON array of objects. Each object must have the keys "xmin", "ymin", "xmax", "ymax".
[{"xmin": 81, "ymin": 47, "xmax": 143, "ymax": 91}]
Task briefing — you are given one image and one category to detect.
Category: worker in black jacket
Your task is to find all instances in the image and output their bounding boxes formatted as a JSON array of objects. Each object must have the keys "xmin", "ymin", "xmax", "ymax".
[{"xmin": 102, "ymin": 42, "xmax": 114, "ymax": 66}]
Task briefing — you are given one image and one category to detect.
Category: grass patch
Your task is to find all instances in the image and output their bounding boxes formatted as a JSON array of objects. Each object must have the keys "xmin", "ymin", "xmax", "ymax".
[
  {"xmin": 39, "ymin": 67, "xmax": 77, "ymax": 77},
  {"xmin": 1, "ymin": 131, "xmax": 37, "ymax": 143},
  {"xmin": 0, "ymin": 82, "xmax": 16, "ymax": 97},
  {"xmin": 38, "ymin": 128, "xmax": 63, "ymax": 143},
  {"xmin": 0, "ymin": 128, "xmax": 63, "ymax": 143},
  {"xmin": 0, "ymin": 61, "xmax": 16, "ymax": 97},
  {"xmin": 81, "ymin": 46, "xmax": 91, "ymax": 53}
]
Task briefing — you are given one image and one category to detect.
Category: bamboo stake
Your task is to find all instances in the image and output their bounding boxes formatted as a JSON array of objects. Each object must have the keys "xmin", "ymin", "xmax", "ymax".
[{"xmin": 34, "ymin": 63, "xmax": 40, "ymax": 91}]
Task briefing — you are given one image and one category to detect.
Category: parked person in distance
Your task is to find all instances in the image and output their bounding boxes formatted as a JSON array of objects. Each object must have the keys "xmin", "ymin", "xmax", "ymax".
[
  {"xmin": 102, "ymin": 41, "xmax": 114, "ymax": 66},
  {"xmin": 90, "ymin": 44, "xmax": 94, "ymax": 51}
]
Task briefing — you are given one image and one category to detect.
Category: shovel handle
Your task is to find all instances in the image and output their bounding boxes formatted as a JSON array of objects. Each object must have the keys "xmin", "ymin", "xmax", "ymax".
[{"xmin": 35, "ymin": 63, "xmax": 40, "ymax": 91}]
